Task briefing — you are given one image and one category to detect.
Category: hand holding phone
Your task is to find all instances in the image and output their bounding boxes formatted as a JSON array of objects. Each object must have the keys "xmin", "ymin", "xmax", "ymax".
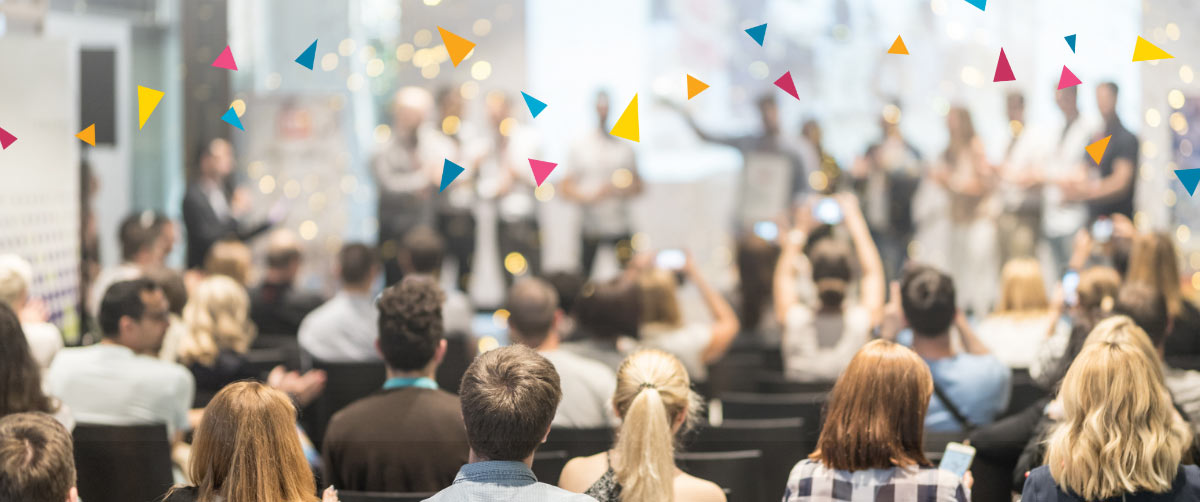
[
  {"xmin": 1062, "ymin": 270, "xmax": 1080, "ymax": 307},
  {"xmin": 753, "ymin": 221, "xmax": 779, "ymax": 241},
  {"xmin": 813, "ymin": 197, "xmax": 844, "ymax": 225},
  {"xmin": 939, "ymin": 442, "xmax": 976, "ymax": 478}
]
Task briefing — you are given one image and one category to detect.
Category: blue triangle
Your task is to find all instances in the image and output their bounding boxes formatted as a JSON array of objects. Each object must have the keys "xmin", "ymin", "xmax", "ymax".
[
  {"xmin": 221, "ymin": 107, "xmax": 244, "ymax": 131},
  {"xmin": 440, "ymin": 159, "xmax": 465, "ymax": 192},
  {"xmin": 963, "ymin": 0, "xmax": 986, "ymax": 11},
  {"xmin": 745, "ymin": 23, "xmax": 767, "ymax": 46},
  {"xmin": 1176, "ymin": 169, "xmax": 1200, "ymax": 196},
  {"xmin": 1065, "ymin": 34, "xmax": 1077, "ymax": 53},
  {"xmin": 295, "ymin": 39, "xmax": 317, "ymax": 70},
  {"xmin": 521, "ymin": 91, "xmax": 547, "ymax": 119}
]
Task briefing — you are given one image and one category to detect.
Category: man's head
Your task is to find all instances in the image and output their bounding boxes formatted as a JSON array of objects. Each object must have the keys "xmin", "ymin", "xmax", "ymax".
[
  {"xmin": 98, "ymin": 279, "xmax": 170, "ymax": 354},
  {"xmin": 118, "ymin": 211, "xmax": 171, "ymax": 264},
  {"xmin": 1113, "ymin": 283, "xmax": 1170, "ymax": 350},
  {"xmin": 265, "ymin": 230, "xmax": 303, "ymax": 283},
  {"xmin": 594, "ymin": 90, "xmax": 610, "ymax": 128},
  {"xmin": 391, "ymin": 87, "xmax": 433, "ymax": 134},
  {"xmin": 0, "ymin": 254, "xmax": 33, "ymax": 309},
  {"xmin": 506, "ymin": 278, "xmax": 560, "ymax": 349},
  {"xmin": 810, "ymin": 238, "xmax": 853, "ymax": 309},
  {"xmin": 756, "ymin": 94, "xmax": 779, "ymax": 136},
  {"xmin": 376, "ymin": 276, "xmax": 446, "ymax": 373},
  {"xmin": 1055, "ymin": 84, "xmax": 1079, "ymax": 117},
  {"xmin": 1097, "ymin": 82, "xmax": 1120, "ymax": 122},
  {"xmin": 197, "ymin": 138, "xmax": 234, "ymax": 180},
  {"xmin": 0, "ymin": 413, "xmax": 78, "ymax": 502},
  {"xmin": 900, "ymin": 264, "xmax": 957, "ymax": 337},
  {"xmin": 399, "ymin": 226, "xmax": 445, "ymax": 276},
  {"xmin": 459, "ymin": 345, "xmax": 562, "ymax": 462},
  {"xmin": 338, "ymin": 243, "xmax": 378, "ymax": 290}
]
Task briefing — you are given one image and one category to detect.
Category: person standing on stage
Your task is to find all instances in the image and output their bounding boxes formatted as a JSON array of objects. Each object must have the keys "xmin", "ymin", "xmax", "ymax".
[
  {"xmin": 183, "ymin": 138, "xmax": 276, "ymax": 270},
  {"xmin": 425, "ymin": 86, "xmax": 479, "ymax": 292},
  {"xmin": 371, "ymin": 87, "xmax": 436, "ymax": 286},
  {"xmin": 475, "ymin": 91, "xmax": 542, "ymax": 285}
]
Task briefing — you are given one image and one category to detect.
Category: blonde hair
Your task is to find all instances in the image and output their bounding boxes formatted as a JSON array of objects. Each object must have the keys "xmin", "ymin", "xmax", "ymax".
[
  {"xmin": 179, "ymin": 275, "xmax": 256, "ymax": 366},
  {"xmin": 612, "ymin": 350, "xmax": 701, "ymax": 502},
  {"xmin": 0, "ymin": 255, "xmax": 32, "ymax": 306},
  {"xmin": 204, "ymin": 240, "xmax": 252, "ymax": 285},
  {"xmin": 1126, "ymin": 233, "xmax": 1185, "ymax": 318},
  {"xmin": 1046, "ymin": 316, "xmax": 1193, "ymax": 500},
  {"xmin": 994, "ymin": 258, "xmax": 1049, "ymax": 315},
  {"xmin": 639, "ymin": 270, "xmax": 682, "ymax": 329}
]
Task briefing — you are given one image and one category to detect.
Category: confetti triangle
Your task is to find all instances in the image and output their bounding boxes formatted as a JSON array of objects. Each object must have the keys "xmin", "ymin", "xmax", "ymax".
[
  {"xmin": 211, "ymin": 45, "xmax": 238, "ymax": 70},
  {"xmin": 1132, "ymin": 36, "xmax": 1174, "ymax": 62},
  {"xmin": 528, "ymin": 158, "xmax": 558, "ymax": 187},
  {"xmin": 137, "ymin": 85, "xmax": 164, "ymax": 130},
  {"xmin": 1057, "ymin": 65, "xmax": 1081, "ymax": 90},
  {"xmin": 609, "ymin": 94, "xmax": 640, "ymax": 143},
  {"xmin": 521, "ymin": 91, "xmax": 547, "ymax": 118},
  {"xmin": 76, "ymin": 124, "xmax": 96, "ymax": 146},
  {"xmin": 774, "ymin": 71, "xmax": 799, "ymax": 100},
  {"xmin": 745, "ymin": 23, "xmax": 767, "ymax": 46},
  {"xmin": 963, "ymin": 0, "xmax": 986, "ymax": 11},
  {"xmin": 1176, "ymin": 169, "xmax": 1200, "ymax": 196},
  {"xmin": 1085, "ymin": 135, "xmax": 1111, "ymax": 164},
  {"xmin": 295, "ymin": 39, "xmax": 317, "ymax": 70},
  {"xmin": 993, "ymin": 48, "xmax": 1015, "ymax": 82},
  {"xmin": 221, "ymin": 107, "xmax": 244, "ymax": 131},
  {"xmin": 440, "ymin": 159, "xmax": 465, "ymax": 192},
  {"xmin": 686, "ymin": 75, "xmax": 709, "ymax": 100},
  {"xmin": 1065, "ymin": 34, "xmax": 1077, "ymax": 53},
  {"xmin": 0, "ymin": 126, "xmax": 15, "ymax": 150},
  {"xmin": 887, "ymin": 35, "xmax": 909, "ymax": 55},
  {"xmin": 438, "ymin": 27, "xmax": 476, "ymax": 67}
]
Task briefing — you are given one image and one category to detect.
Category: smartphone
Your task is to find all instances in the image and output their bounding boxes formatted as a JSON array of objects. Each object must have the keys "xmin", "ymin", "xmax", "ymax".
[
  {"xmin": 1062, "ymin": 270, "xmax": 1080, "ymax": 307},
  {"xmin": 655, "ymin": 249, "xmax": 686, "ymax": 271},
  {"xmin": 813, "ymin": 197, "xmax": 844, "ymax": 225},
  {"xmin": 1091, "ymin": 217, "xmax": 1114, "ymax": 244},
  {"xmin": 939, "ymin": 442, "xmax": 976, "ymax": 478},
  {"xmin": 753, "ymin": 221, "xmax": 779, "ymax": 241}
]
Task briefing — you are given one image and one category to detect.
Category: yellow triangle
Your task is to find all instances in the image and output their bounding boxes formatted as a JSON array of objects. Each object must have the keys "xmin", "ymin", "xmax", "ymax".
[
  {"xmin": 76, "ymin": 124, "xmax": 96, "ymax": 146},
  {"xmin": 438, "ymin": 26, "xmax": 476, "ymax": 67},
  {"xmin": 137, "ymin": 85, "xmax": 164, "ymax": 130},
  {"xmin": 1132, "ymin": 36, "xmax": 1173, "ymax": 62},
  {"xmin": 686, "ymin": 75, "xmax": 709, "ymax": 100},
  {"xmin": 609, "ymin": 94, "xmax": 639, "ymax": 143},
  {"xmin": 1086, "ymin": 135, "xmax": 1112, "ymax": 164},
  {"xmin": 888, "ymin": 35, "xmax": 909, "ymax": 55}
]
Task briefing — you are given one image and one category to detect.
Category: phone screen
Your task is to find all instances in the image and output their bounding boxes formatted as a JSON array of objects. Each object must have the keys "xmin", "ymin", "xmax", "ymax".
[
  {"xmin": 753, "ymin": 221, "xmax": 778, "ymax": 241},
  {"xmin": 656, "ymin": 249, "xmax": 686, "ymax": 271},
  {"xmin": 1092, "ymin": 217, "xmax": 1114, "ymax": 243},
  {"xmin": 1062, "ymin": 270, "xmax": 1080, "ymax": 307},
  {"xmin": 939, "ymin": 442, "xmax": 976, "ymax": 478},
  {"xmin": 813, "ymin": 197, "xmax": 843, "ymax": 225}
]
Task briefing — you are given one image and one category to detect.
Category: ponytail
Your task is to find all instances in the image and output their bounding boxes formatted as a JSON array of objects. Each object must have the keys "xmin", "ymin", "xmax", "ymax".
[{"xmin": 614, "ymin": 386, "xmax": 675, "ymax": 502}]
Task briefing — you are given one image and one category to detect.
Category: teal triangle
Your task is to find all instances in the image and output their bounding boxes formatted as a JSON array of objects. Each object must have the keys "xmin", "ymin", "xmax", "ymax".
[
  {"xmin": 1065, "ymin": 34, "xmax": 1077, "ymax": 53},
  {"xmin": 521, "ymin": 91, "xmax": 547, "ymax": 118},
  {"xmin": 221, "ymin": 107, "xmax": 244, "ymax": 131},
  {"xmin": 745, "ymin": 23, "xmax": 767, "ymax": 46},
  {"xmin": 295, "ymin": 39, "xmax": 317, "ymax": 70},
  {"xmin": 963, "ymin": 0, "xmax": 986, "ymax": 11},
  {"xmin": 440, "ymin": 159, "xmax": 465, "ymax": 192},
  {"xmin": 1176, "ymin": 169, "xmax": 1200, "ymax": 196}
]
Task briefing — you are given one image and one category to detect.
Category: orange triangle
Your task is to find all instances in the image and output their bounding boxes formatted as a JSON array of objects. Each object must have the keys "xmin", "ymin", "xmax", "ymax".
[
  {"xmin": 686, "ymin": 75, "xmax": 709, "ymax": 100},
  {"xmin": 1086, "ymin": 135, "xmax": 1112, "ymax": 164},
  {"xmin": 888, "ymin": 35, "xmax": 909, "ymax": 55},
  {"xmin": 76, "ymin": 124, "xmax": 96, "ymax": 146},
  {"xmin": 437, "ymin": 26, "xmax": 476, "ymax": 67}
]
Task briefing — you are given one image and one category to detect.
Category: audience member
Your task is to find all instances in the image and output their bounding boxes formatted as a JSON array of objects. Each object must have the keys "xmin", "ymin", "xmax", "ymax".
[
  {"xmin": 398, "ymin": 226, "xmax": 473, "ymax": 338},
  {"xmin": 1040, "ymin": 84, "xmax": 1096, "ymax": 273},
  {"xmin": 87, "ymin": 211, "xmax": 172, "ymax": 318},
  {"xmin": 178, "ymin": 275, "xmax": 259, "ymax": 407},
  {"xmin": 563, "ymin": 277, "xmax": 642, "ymax": 372},
  {"xmin": 543, "ymin": 271, "xmax": 586, "ymax": 338},
  {"xmin": 321, "ymin": 276, "xmax": 469, "ymax": 492},
  {"xmin": 0, "ymin": 303, "xmax": 72, "ymax": 429},
  {"xmin": 507, "ymin": 278, "xmax": 616, "ymax": 427},
  {"xmin": 996, "ymin": 91, "xmax": 1041, "ymax": 263},
  {"xmin": 1030, "ymin": 265, "xmax": 1120, "ymax": 387},
  {"xmin": 1023, "ymin": 316, "xmax": 1199, "ymax": 500},
  {"xmin": 183, "ymin": 138, "xmax": 273, "ymax": 269},
  {"xmin": 203, "ymin": 239, "xmax": 253, "ymax": 285},
  {"xmin": 426, "ymin": 345, "xmax": 596, "ymax": 501},
  {"xmin": 883, "ymin": 265, "xmax": 1011, "ymax": 432},
  {"xmin": 1112, "ymin": 284, "xmax": 1200, "ymax": 428},
  {"xmin": 0, "ymin": 254, "xmax": 63, "ymax": 371},
  {"xmin": 800, "ymin": 119, "xmax": 841, "ymax": 193},
  {"xmin": 164, "ymin": 382, "xmax": 339, "ymax": 502},
  {"xmin": 734, "ymin": 234, "xmax": 781, "ymax": 347},
  {"xmin": 0, "ymin": 412, "xmax": 79, "ymax": 502},
  {"xmin": 1126, "ymin": 232, "xmax": 1200, "ymax": 361},
  {"xmin": 775, "ymin": 193, "xmax": 884, "ymax": 381},
  {"xmin": 783, "ymin": 339, "xmax": 970, "ymax": 501},
  {"xmin": 425, "ymin": 86, "xmax": 478, "ymax": 293},
  {"xmin": 559, "ymin": 349, "xmax": 726, "ymax": 502},
  {"xmin": 250, "ymin": 230, "xmax": 325, "ymax": 336},
  {"xmin": 849, "ymin": 100, "xmax": 921, "ymax": 282},
  {"xmin": 975, "ymin": 258, "xmax": 1058, "ymax": 369},
  {"xmin": 372, "ymin": 87, "xmax": 436, "ymax": 286},
  {"xmin": 144, "ymin": 266, "xmax": 190, "ymax": 362},
  {"xmin": 476, "ymin": 91, "xmax": 543, "ymax": 285},
  {"xmin": 299, "ymin": 243, "xmax": 382, "ymax": 362}
]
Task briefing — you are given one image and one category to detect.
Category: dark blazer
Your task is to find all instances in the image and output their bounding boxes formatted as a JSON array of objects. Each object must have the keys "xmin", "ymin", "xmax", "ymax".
[
  {"xmin": 1023, "ymin": 465, "xmax": 1200, "ymax": 501},
  {"xmin": 182, "ymin": 182, "xmax": 270, "ymax": 269}
]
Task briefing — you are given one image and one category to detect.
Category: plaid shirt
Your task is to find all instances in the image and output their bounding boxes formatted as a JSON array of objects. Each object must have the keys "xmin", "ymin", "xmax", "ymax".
[{"xmin": 783, "ymin": 459, "xmax": 969, "ymax": 502}]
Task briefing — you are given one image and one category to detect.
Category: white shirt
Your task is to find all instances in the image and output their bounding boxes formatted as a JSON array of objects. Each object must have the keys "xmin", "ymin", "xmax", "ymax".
[
  {"xmin": 45, "ymin": 343, "xmax": 195, "ymax": 436},
  {"xmin": 974, "ymin": 312, "xmax": 1058, "ymax": 369},
  {"xmin": 1043, "ymin": 115, "xmax": 1100, "ymax": 237},
  {"xmin": 23, "ymin": 321, "xmax": 63, "ymax": 371},
  {"xmin": 541, "ymin": 349, "xmax": 617, "ymax": 428},
  {"xmin": 641, "ymin": 323, "xmax": 714, "ymax": 382},
  {"xmin": 88, "ymin": 263, "xmax": 142, "ymax": 318},
  {"xmin": 566, "ymin": 131, "xmax": 637, "ymax": 237},
  {"xmin": 783, "ymin": 304, "xmax": 872, "ymax": 382},
  {"xmin": 298, "ymin": 291, "xmax": 381, "ymax": 362}
]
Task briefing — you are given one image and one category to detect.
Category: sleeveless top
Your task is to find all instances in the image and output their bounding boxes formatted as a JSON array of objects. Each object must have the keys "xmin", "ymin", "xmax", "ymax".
[{"xmin": 583, "ymin": 453, "xmax": 623, "ymax": 502}]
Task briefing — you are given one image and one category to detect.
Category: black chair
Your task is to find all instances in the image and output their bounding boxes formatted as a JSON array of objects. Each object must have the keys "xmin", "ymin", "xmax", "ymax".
[
  {"xmin": 703, "ymin": 351, "xmax": 767, "ymax": 398},
  {"xmin": 543, "ymin": 427, "xmax": 613, "ymax": 459},
  {"xmin": 676, "ymin": 449, "xmax": 764, "ymax": 502},
  {"xmin": 436, "ymin": 333, "xmax": 476, "ymax": 394},
  {"xmin": 243, "ymin": 347, "xmax": 290, "ymax": 379},
  {"xmin": 532, "ymin": 449, "xmax": 570, "ymax": 486},
  {"xmin": 687, "ymin": 417, "xmax": 807, "ymax": 497},
  {"xmin": 756, "ymin": 372, "xmax": 836, "ymax": 394},
  {"xmin": 303, "ymin": 360, "xmax": 387, "ymax": 446},
  {"xmin": 717, "ymin": 391, "xmax": 827, "ymax": 427},
  {"xmin": 1001, "ymin": 369, "xmax": 1048, "ymax": 419},
  {"xmin": 338, "ymin": 491, "xmax": 437, "ymax": 502},
  {"xmin": 72, "ymin": 423, "xmax": 174, "ymax": 502}
]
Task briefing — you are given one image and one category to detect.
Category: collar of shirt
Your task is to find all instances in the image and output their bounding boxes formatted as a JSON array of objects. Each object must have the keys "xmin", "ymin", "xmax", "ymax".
[
  {"xmin": 454, "ymin": 460, "xmax": 537, "ymax": 485},
  {"xmin": 382, "ymin": 376, "xmax": 439, "ymax": 391}
]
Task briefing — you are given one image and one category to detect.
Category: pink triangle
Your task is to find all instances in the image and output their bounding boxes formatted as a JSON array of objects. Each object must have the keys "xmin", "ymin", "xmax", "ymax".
[
  {"xmin": 993, "ymin": 48, "xmax": 1015, "ymax": 82},
  {"xmin": 529, "ymin": 158, "xmax": 558, "ymax": 187},
  {"xmin": 0, "ymin": 125, "xmax": 15, "ymax": 150},
  {"xmin": 774, "ymin": 71, "xmax": 799, "ymax": 100},
  {"xmin": 1057, "ymin": 66, "xmax": 1081, "ymax": 90},
  {"xmin": 211, "ymin": 45, "xmax": 238, "ymax": 71}
]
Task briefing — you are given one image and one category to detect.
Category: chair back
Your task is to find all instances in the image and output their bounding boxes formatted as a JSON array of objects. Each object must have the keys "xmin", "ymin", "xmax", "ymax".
[
  {"xmin": 532, "ymin": 449, "xmax": 570, "ymax": 486},
  {"xmin": 687, "ymin": 417, "xmax": 807, "ymax": 495},
  {"xmin": 435, "ymin": 334, "xmax": 476, "ymax": 394},
  {"xmin": 303, "ymin": 360, "xmax": 387, "ymax": 446},
  {"xmin": 543, "ymin": 427, "xmax": 613, "ymax": 459},
  {"xmin": 676, "ymin": 449, "xmax": 764, "ymax": 502},
  {"xmin": 72, "ymin": 423, "xmax": 174, "ymax": 502}
]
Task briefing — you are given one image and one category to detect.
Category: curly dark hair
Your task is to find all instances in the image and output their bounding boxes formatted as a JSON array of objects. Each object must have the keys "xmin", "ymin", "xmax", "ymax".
[{"xmin": 377, "ymin": 276, "xmax": 446, "ymax": 371}]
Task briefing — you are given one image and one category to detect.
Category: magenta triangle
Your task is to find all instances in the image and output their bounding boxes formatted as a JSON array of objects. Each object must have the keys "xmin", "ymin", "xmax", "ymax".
[
  {"xmin": 1057, "ymin": 66, "xmax": 1081, "ymax": 90},
  {"xmin": 774, "ymin": 71, "xmax": 799, "ymax": 101},
  {"xmin": 0, "ymin": 126, "xmax": 15, "ymax": 150},
  {"xmin": 529, "ymin": 158, "xmax": 558, "ymax": 187},
  {"xmin": 212, "ymin": 45, "xmax": 238, "ymax": 70},
  {"xmin": 993, "ymin": 48, "xmax": 1015, "ymax": 82}
]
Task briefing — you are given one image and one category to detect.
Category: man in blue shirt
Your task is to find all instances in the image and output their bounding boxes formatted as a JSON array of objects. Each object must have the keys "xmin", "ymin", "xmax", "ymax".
[
  {"xmin": 883, "ymin": 264, "xmax": 1011, "ymax": 432},
  {"xmin": 425, "ymin": 345, "xmax": 596, "ymax": 502}
]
